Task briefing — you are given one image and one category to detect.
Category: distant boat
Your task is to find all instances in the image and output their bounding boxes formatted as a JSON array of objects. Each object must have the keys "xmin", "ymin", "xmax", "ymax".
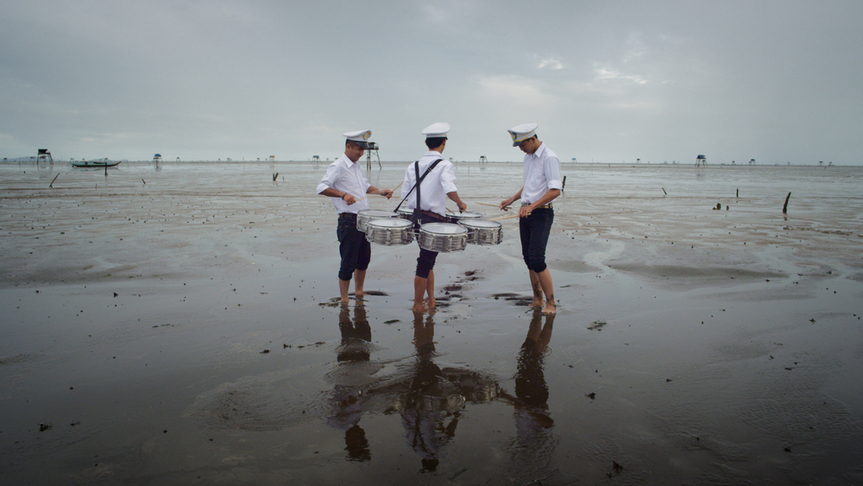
[{"xmin": 71, "ymin": 159, "xmax": 121, "ymax": 168}]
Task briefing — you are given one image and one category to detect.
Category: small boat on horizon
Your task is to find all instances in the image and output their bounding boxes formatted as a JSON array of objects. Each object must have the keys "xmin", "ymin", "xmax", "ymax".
[{"xmin": 71, "ymin": 159, "xmax": 121, "ymax": 168}]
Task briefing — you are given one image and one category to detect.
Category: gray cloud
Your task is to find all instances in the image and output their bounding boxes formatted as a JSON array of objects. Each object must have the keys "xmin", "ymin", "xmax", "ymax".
[{"xmin": 2, "ymin": 0, "xmax": 861, "ymax": 164}]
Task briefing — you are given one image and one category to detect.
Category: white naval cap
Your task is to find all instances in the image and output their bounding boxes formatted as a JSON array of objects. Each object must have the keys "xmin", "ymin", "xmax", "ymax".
[
  {"xmin": 508, "ymin": 123, "xmax": 538, "ymax": 146},
  {"xmin": 421, "ymin": 122, "xmax": 450, "ymax": 138},
  {"xmin": 343, "ymin": 129, "xmax": 372, "ymax": 148}
]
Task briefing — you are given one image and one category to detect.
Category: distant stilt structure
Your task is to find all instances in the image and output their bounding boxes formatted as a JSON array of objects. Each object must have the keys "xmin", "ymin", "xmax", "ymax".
[
  {"xmin": 37, "ymin": 149, "xmax": 53, "ymax": 165},
  {"xmin": 696, "ymin": 154, "xmax": 707, "ymax": 177},
  {"xmin": 479, "ymin": 155, "xmax": 488, "ymax": 164},
  {"xmin": 365, "ymin": 142, "xmax": 381, "ymax": 170},
  {"xmin": 312, "ymin": 155, "xmax": 320, "ymax": 163}
]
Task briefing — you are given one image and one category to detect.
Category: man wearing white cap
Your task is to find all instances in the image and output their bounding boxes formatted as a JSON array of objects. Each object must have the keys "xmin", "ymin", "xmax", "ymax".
[
  {"xmin": 401, "ymin": 122, "xmax": 467, "ymax": 313},
  {"xmin": 501, "ymin": 123, "xmax": 562, "ymax": 315},
  {"xmin": 317, "ymin": 130, "xmax": 393, "ymax": 303}
]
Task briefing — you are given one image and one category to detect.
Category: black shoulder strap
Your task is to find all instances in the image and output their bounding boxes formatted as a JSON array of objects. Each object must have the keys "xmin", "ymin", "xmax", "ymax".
[{"xmin": 394, "ymin": 158, "xmax": 443, "ymax": 212}]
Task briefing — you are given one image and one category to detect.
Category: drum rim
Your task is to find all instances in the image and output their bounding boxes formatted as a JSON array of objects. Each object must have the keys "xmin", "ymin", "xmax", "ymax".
[{"xmin": 449, "ymin": 211, "xmax": 484, "ymax": 219}]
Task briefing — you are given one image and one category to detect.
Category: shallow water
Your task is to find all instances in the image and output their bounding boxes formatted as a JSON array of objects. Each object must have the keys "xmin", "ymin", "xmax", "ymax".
[{"xmin": 2, "ymin": 161, "xmax": 863, "ymax": 484}]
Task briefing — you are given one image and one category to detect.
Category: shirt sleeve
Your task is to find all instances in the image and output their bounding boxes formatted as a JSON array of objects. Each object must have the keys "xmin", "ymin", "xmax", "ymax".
[
  {"xmin": 544, "ymin": 153, "xmax": 563, "ymax": 191},
  {"xmin": 316, "ymin": 161, "xmax": 342, "ymax": 195},
  {"xmin": 401, "ymin": 167, "xmax": 411, "ymax": 198},
  {"xmin": 440, "ymin": 162, "xmax": 458, "ymax": 194}
]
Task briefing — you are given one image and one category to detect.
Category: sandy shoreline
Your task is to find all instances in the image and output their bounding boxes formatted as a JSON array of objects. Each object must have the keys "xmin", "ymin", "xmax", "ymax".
[{"xmin": 2, "ymin": 162, "xmax": 863, "ymax": 484}]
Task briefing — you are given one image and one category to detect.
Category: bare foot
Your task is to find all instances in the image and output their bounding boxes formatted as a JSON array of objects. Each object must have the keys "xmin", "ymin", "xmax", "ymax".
[
  {"xmin": 355, "ymin": 291, "xmax": 366, "ymax": 300},
  {"xmin": 425, "ymin": 297, "xmax": 436, "ymax": 310},
  {"xmin": 541, "ymin": 302, "xmax": 557, "ymax": 315},
  {"xmin": 529, "ymin": 299, "xmax": 543, "ymax": 308},
  {"xmin": 412, "ymin": 302, "xmax": 428, "ymax": 313}
]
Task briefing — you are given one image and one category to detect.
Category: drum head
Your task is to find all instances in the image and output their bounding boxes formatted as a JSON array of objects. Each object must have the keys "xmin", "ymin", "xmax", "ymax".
[
  {"xmin": 358, "ymin": 209, "xmax": 396, "ymax": 218},
  {"xmin": 460, "ymin": 219, "xmax": 501, "ymax": 229},
  {"xmin": 367, "ymin": 218, "xmax": 412, "ymax": 229},
  {"xmin": 449, "ymin": 211, "xmax": 483, "ymax": 220},
  {"xmin": 421, "ymin": 222, "xmax": 467, "ymax": 235}
]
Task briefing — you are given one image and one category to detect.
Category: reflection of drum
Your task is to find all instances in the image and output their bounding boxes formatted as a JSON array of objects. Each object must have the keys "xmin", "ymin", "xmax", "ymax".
[
  {"xmin": 446, "ymin": 211, "xmax": 483, "ymax": 223},
  {"xmin": 356, "ymin": 209, "xmax": 397, "ymax": 232},
  {"xmin": 418, "ymin": 223, "xmax": 467, "ymax": 252},
  {"xmin": 365, "ymin": 218, "xmax": 414, "ymax": 245},
  {"xmin": 459, "ymin": 219, "xmax": 503, "ymax": 245}
]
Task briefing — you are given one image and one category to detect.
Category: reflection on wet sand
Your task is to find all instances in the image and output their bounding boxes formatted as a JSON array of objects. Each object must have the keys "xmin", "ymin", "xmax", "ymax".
[
  {"xmin": 325, "ymin": 305, "xmax": 502, "ymax": 472},
  {"xmin": 398, "ymin": 312, "xmax": 461, "ymax": 472},
  {"xmin": 327, "ymin": 303, "xmax": 373, "ymax": 462},
  {"xmin": 500, "ymin": 310, "xmax": 559, "ymax": 479}
]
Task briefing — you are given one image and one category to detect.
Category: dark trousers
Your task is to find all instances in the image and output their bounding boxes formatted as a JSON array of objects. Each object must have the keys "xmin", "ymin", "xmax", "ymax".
[
  {"xmin": 337, "ymin": 213, "xmax": 371, "ymax": 281},
  {"xmin": 414, "ymin": 211, "xmax": 446, "ymax": 279},
  {"xmin": 519, "ymin": 208, "xmax": 554, "ymax": 273}
]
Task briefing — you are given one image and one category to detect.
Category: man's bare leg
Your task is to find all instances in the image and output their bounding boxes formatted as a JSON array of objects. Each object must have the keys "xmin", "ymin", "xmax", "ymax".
[
  {"xmin": 413, "ymin": 276, "xmax": 429, "ymax": 312},
  {"xmin": 425, "ymin": 269, "xmax": 436, "ymax": 310},
  {"xmin": 528, "ymin": 270, "xmax": 543, "ymax": 308},
  {"xmin": 354, "ymin": 269, "xmax": 366, "ymax": 299},
  {"xmin": 536, "ymin": 268, "xmax": 556, "ymax": 315},
  {"xmin": 339, "ymin": 278, "xmax": 351, "ymax": 303}
]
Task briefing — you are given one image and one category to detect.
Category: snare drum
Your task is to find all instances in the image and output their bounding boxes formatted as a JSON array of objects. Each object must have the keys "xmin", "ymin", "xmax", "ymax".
[
  {"xmin": 397, "ymin": 207, "xmax": 414, "ymax": 220},
  {"xmin": 365, "ymin": 218, "xmax": 414, "ymax": 245},
  {"xmin": 446, "ymin": 211, "xmax": 483, "ymax": 223},
  {"xmin": 459, "ymin": 219, "xmax": 503, "ymax": 245},
  {"xmin": 356, "ymin": 209, "xmax": 397, "ymax": 232},
  {"xmin": 418, "ymin": 223, "xmax": 467, "ymax": 253}
]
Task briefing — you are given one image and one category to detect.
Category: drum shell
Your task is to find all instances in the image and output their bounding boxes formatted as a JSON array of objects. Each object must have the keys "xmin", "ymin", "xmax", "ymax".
[
  {"xmin": 418, "ymin": 223, "xmax": 467, "ymax": 252},
  {"xmin": 396, "ymin": 208, "xmax": 414, "ymax": 220},
  {"xmin": 459, "ymin": 219, "xmax": 503, "ymax": 245},
  {"xmin": 365, "ymin": 218, "xmax": 414, "ymax": 245}
]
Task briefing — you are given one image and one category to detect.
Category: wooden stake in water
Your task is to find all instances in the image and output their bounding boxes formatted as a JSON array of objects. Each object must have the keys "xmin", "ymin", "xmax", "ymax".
[{"xmin": 783, "ymin": 192, "xmax": 791, "ymax": 214}]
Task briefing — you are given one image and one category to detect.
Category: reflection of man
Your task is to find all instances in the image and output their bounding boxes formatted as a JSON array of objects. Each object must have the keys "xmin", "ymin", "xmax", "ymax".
[
  {"xmin": 500, "ymin": 310, "xmax": 557, "ymax": 476},
  {"xmin": 401, "ymin": 312, "xmax": 459, "ymax": 472},
  {"xmin": 327, "ymin": 303, "xmax": 374, "ymax": 462},
  {"xmin": 317, "ymin": 129, "xmax": 393, "ymax": 303},
  {"xmin": 337, "ymin": 302, "xmax": 371, "ymax": 362}
]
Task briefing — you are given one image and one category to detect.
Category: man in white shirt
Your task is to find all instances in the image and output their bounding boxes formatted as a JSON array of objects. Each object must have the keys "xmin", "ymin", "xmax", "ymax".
[
  {"xmin": 401, "ymin": 122, "xmax": 467, "ymax": 312},
  {"xmin": 317, "ymin": 130, "xmax": 392, "ymax": 303},
  {"xmin": 501, "ymin": 123, "xmax": 562, "ymax": 315}
]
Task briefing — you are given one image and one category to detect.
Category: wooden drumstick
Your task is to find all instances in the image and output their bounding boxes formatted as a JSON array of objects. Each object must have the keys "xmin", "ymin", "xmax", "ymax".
[
  {"xmin": 476, "ymin": 201, "xmax": 511, "ymax": 211},
  {"xmin": 487, "ymin": 214, "xmax": 520, "ymax": 221}
]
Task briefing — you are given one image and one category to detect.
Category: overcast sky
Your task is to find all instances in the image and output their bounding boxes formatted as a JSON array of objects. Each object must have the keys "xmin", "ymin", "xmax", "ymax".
[{"xmin": 2, "ymin": 0, "xmax": 861, "ymax": 164}]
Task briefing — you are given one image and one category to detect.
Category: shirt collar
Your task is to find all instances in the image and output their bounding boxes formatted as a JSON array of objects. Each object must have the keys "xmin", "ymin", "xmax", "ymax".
[
  {"xmin": 527, "ymin": 142, "xmax": 546, "ymax": 160},
  {"xmin": 338, "ymin": 153, "xmax": 357, "ymax": 168}
]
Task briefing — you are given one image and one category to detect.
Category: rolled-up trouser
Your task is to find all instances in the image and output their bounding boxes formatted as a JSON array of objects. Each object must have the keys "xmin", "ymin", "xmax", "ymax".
[
  {"xmin": 519, "ymin": 207, "xmax": 554, "ymax": 273},
  {"xmin": 337, "ymin": 213, "xmax": 371, "ymax": 281},
  {"xmin": 414, "ymin": 211, "xmax": 445, "ymax": 279}
]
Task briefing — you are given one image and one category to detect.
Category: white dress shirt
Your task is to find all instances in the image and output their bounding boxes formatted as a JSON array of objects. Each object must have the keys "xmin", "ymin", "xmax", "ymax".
[
  {"xmin": 520, "ymin": 143, "xmax": 563, "ymax": 205},
  {"xmin": 316, "ymin": 154, "xmax": 371, "ymax": 214},
  {"xmin": 400, "ymin": 151, "xmax": 458, "ymax": 217}
]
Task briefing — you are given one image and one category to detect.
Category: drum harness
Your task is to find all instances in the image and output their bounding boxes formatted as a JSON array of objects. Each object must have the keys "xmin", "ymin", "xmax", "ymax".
[{"xmin": 393, "ymin": 158, "xmax": 445, "ymax": 230}]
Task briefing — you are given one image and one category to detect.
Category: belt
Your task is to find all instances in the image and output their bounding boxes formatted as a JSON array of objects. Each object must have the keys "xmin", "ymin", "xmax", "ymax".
[
  {"xmin": 416, "ymin": 209, "xmax": 445, "ymax": 219},
  {"xmin": 522, "ymin": 203, "xmax": 553, "ymax": 209},
  {"xmin": 338, "ymin": 212, "xmax": 358, "ymax": 220}
]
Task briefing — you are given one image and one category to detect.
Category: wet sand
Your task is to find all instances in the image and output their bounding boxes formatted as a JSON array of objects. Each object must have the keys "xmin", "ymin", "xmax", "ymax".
[{"xmin": 2, "ymin": 161, "xmax": 863, "ymax": 484}]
